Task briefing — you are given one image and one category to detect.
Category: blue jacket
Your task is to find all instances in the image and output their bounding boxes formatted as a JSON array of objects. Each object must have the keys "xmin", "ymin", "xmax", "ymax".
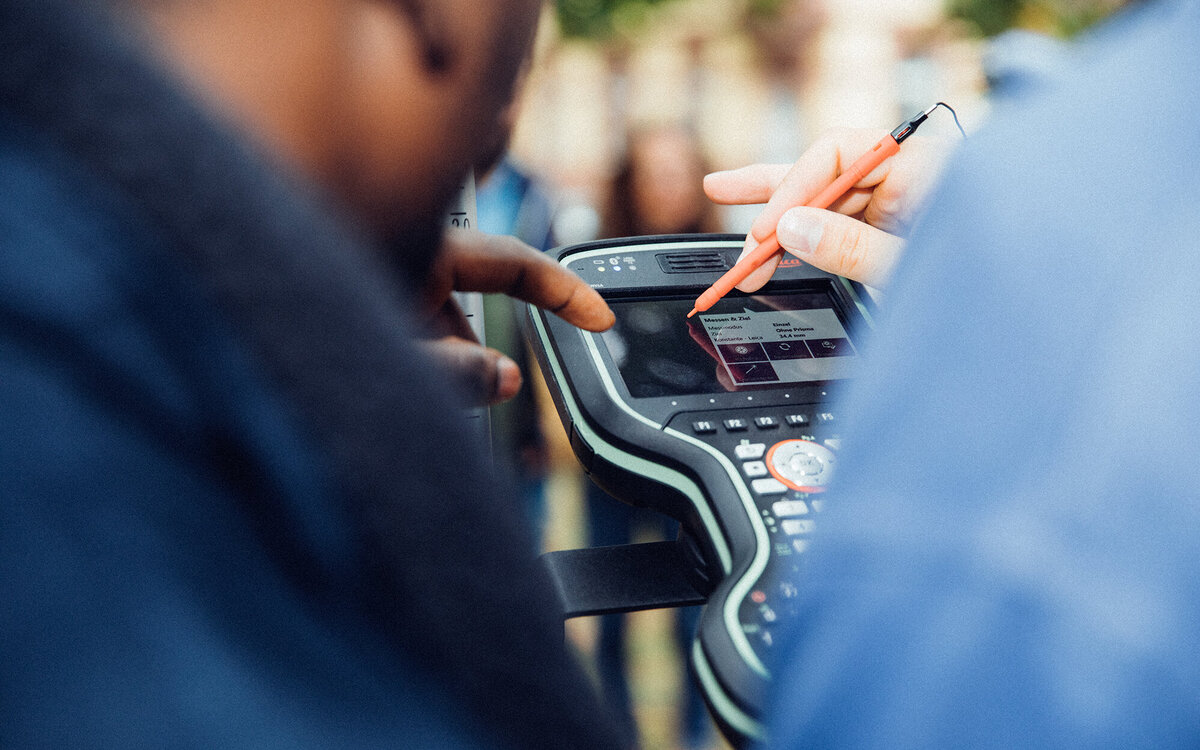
[
  {"xmin": 767, "ymin": 2, "xmax": 1200, "ymax": 747},
  {"xmin": 0, "ymin": 1, "xmax": 620, "ymax": 748}
]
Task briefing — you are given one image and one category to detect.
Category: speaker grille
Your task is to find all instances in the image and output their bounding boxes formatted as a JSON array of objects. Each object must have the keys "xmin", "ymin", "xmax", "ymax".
[{"xmin": 656, "ymin": 251, "xmax": 731, "ymax": 274}]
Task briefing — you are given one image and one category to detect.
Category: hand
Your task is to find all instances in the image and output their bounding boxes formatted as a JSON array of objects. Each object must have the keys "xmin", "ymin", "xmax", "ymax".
[
  {"xmin": 704, "ymin": 129, "xmax": 957, "ymax": 289},
  {"xmin": 420, "ymin": 229, "xmax": 614, "ymax": 405}
]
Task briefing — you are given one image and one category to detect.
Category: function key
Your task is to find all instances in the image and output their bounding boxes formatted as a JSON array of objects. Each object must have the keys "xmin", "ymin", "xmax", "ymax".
[
  {"xmin": 742, "ymin": 461, "xmax": 768, "ymax": 478},
  {"xmin": 771, "ymin": 500, "xmax": 809, "ymax": 517},
  {"xmin": 781, "ymin": 519, "xmax": 815, "ymax": 535},
  {"xmin": 755, "ymin": 416, "xmax": 780, "ymax": 430},
  {"xmin": 692, "ymin": 420, "xmax": 717, "ymax": 435},
  {"xmin": 785, "ymin": 414, "xmax": 810, "ymax": 428},
  {"xmin": 733, "ymin": 441, "xmax": 766, "ymax": 460},
  {"xmin": 724, "ymin": 418, "xmax": 749, "ymax": 432},
  {"xmin": 817, "ymin": 412, "xmax": 836, "ymax": 425},
  {"xmin": 751, "ymin": 478, "xmax": 788, "ymax": 496}
]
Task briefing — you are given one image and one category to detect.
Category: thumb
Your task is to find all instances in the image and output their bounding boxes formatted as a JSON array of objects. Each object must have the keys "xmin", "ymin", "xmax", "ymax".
[
  {"xmin": 775, "ymin": 206, "xmax": 905, "ymax": 288},
  {"xmin": 421, "ymin": 336, "xmax": 523, "ymax": 406}
]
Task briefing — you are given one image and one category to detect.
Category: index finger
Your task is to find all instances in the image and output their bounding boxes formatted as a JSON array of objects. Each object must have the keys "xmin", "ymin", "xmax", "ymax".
[
  {"xmin": 703, "ymin": 164, "xmax": 792, "ymax": 205},
  {"xmin": 748, "ymin": 129, "xmax": 890, "ymax": 242},
  {"xmin": 440, "ymin": 230, "xmax": 615, "ymax": 332}
]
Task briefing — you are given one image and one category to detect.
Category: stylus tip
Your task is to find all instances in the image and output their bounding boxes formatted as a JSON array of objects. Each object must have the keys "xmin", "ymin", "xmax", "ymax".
[{"xmin": 686, "ymin": 308, "xmax": 698, "ymax": 318}]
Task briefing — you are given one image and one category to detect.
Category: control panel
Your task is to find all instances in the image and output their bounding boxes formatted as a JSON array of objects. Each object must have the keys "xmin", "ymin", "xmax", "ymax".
[{"xmin": 526, "ymin": 235, "xmax": 872, "ymax": 745}]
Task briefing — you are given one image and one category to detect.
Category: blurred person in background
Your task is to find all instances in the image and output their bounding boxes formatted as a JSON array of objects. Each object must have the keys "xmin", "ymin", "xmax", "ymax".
[
  {"xmin": 603, "ymin": 123, "xmax": 724, "ymax": 240},
  {"xmin": 589, "ymin": 122, "xmax": 722, "ymax": 750},
  {"xmin": 0, "ymin": 0, "xmax": 626, "ymax": 748},
  {"xmin": 706, "ymin": 0, "xmax": 1200, "ymax": 746}
]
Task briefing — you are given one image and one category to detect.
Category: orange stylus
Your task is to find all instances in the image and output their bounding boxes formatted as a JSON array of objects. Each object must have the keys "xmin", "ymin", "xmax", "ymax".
[{"xmin": 687, "ymin": 104, "xmax": 947, "ymax": 318}]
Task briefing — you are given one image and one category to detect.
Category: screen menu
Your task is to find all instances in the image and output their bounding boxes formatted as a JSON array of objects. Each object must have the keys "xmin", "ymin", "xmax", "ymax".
[{"xmin": 602, "ymin": 290, "xmax": 858, "ymax": 399}]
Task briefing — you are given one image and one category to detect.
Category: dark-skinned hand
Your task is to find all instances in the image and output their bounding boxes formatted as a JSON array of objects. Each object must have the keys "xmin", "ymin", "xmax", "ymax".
[{"xmin": 420, "ymin": 229, "xmax": 614, "ymax": 405}]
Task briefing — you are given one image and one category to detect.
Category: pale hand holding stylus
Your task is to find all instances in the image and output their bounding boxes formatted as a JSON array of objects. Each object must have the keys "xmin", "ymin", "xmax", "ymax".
[{"xmin": 689, "ymin": 104, "xmax": 960, "ymax": 317}]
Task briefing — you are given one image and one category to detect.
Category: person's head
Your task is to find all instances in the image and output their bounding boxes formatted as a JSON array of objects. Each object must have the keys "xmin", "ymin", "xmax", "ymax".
[
  {"xmin": 124, "ymin": 0, "xmax": 542, "ymax": 269},
  {"xmin": 603, "ymin": 122, "xmax": 720, "ymax": 238}
]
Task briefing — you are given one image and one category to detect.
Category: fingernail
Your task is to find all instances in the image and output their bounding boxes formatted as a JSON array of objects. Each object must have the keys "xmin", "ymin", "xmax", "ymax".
[
  {"xmin": 777, "ymin": 209, "xmax": 823, "ymax": 257},
  {"xmin": 738, "ymin": 232, "xmax": 760, "ymax": 262},
  {"xmin": 495, "ymin": 356, "xmax": 522, "ymax": 401}
]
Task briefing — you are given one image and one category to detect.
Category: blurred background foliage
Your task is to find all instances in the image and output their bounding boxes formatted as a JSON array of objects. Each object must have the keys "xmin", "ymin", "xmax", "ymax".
[
  {"xmin": 946, "ymin": 0, "xmax": 1134, "ymax": 37},
  {"xmin": 554, "ymin": 0, "xmax": 1133, "ymax": 40},
  {"xmin": 553, "ymin": 0, "xmax": 671, "ymax": 39},
  {"xmin": 555, "ymin": 0, "xmax": 790, "ymax": 39}
]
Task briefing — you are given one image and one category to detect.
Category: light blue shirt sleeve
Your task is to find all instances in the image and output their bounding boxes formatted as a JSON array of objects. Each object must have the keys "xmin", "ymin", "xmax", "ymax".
[{"xmin": 766, "ymin": 2, "xmax": 1200, "ymax": 747}]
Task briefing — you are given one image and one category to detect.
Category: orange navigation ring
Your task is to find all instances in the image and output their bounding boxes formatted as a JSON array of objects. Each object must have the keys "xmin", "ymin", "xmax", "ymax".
[{"xmin": 765, "ymin": 439, "xmax": 837, "ymax": 494}]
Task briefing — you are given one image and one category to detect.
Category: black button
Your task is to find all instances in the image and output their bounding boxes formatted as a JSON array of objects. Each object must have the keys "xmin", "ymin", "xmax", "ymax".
[
  {"xmin": 723, "ymin": 418, "xmax": 749, "ymax": 432},
  {"xmin": 785, "ymin": 414, "xmax": 809, "ymax": 427},
  {"xmin": 692, "ymin": 420, "xmax": 717, "ymax": 435},
  {"xmin": 755, "ymin": 416, "xmax": 780, "ymax": 429}
]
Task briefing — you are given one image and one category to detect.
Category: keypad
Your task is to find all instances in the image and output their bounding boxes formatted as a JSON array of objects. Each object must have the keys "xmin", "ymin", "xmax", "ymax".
[{"xmin": 667, "ymin": 405, "xmax": 841, "ymax": 663}]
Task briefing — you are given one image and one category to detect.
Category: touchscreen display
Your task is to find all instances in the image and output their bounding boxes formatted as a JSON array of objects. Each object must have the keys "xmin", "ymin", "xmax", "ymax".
[{"xmin": 601, "ymin": 290, "xmax": 858, "ymax": 398}]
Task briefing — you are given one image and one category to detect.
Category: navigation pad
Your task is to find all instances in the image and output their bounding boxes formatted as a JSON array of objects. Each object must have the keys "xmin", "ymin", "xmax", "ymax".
[{"xmin": 766, "ymin": 440, "xmax": 836, "ymax": 492}]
